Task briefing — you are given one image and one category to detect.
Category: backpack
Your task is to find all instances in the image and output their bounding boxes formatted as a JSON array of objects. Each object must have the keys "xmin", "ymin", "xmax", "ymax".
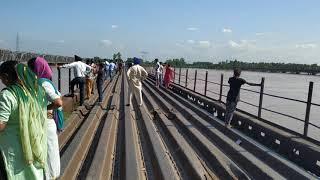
[{"xmin": 39, "ymin": 78, "xmax": 64, "ymax": 132}]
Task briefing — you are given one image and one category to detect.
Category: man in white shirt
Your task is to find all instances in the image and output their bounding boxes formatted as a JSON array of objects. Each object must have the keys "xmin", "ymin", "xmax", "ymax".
[
  {"xmin": 127, "ymin": 57, "xmax": 148, "ymax": 106},
  {"xmin": 109, "ymin": 61, "xmax": 116, "ymax": 80},
  {"xmin": 59, "ymin": 55, "xmax": 92, "ymax": 105},
  {"xmin": 104, "ymin": 60, "xmax": 110, "ymax": 80},
  {"xmin": 154, "ymin": 58, "xmax": 161, "ymax": 87},
  {"xmin": 159, "ymin": 62, "xmax": 164, "ymax": 86}
]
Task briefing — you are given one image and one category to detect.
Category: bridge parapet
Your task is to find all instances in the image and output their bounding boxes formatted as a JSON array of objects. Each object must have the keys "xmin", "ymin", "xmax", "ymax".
[{"xmin": 0, "ymin": 48, "xmax": 74, "ymax": 63}]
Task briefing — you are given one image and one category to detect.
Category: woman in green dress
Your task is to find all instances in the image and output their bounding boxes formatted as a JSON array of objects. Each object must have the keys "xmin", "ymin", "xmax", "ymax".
[{"xmin": 0, "ymin": 61, "xmax": 47, "ymax": 179}]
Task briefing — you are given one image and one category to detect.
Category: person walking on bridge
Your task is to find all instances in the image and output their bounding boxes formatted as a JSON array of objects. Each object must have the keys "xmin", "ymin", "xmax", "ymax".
[
  {"xmin": 108, "ymin": 61, "xmax": 116, "ymax": 80},
  {"xmin": 225, "ymin": 68, "xmax": 261, "ymax": 128},
  {"xmin": 154, "ymin": 59, "xmax": 161, "ymax": 87},
  {"xmin": 59, "ymin": 55, "xmax": 92, "ymax": 106},
  {"xmin": 127, "ymin": 57, "xmax": 148, "ymax": 106}
]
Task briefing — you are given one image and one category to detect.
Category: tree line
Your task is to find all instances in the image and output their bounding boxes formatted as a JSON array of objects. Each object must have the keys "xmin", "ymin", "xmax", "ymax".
[{"xmin": 140, "ymin": 58, "xmax": 320, "ymax": 75}]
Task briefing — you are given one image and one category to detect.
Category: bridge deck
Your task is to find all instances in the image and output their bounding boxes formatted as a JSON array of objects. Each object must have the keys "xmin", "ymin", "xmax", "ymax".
[{"xmin": 58, "ymin": 73, "xmax": 320, "ymax": 180}]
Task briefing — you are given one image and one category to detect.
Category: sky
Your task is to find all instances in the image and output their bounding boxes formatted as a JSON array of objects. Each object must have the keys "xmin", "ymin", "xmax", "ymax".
[{"xmin": 0, "ymin": 0, "xmax": 320, "ymax": 63}]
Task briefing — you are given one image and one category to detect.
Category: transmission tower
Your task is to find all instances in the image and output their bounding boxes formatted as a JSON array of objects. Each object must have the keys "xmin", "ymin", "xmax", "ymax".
[{"xmin": 16, "ymin": 33, "xmax": 20, "ymax": 51}]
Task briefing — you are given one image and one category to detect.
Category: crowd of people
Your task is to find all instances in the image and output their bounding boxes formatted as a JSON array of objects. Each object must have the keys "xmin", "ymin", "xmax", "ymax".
[
  {"xmin": 0, "ymin": 54, "xmax": 125, "ymax": 179},
  {"xmin": 0, "ymin": 54, "xmax": 258, "ymax": 179},
  {"xmin": 59, "ymin": 55, "xmax": 123, "ymax": 105}
]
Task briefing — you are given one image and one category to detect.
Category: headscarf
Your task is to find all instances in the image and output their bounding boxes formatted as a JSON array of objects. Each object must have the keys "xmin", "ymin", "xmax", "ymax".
[
  {"xmin": 34, "ymin": 57, "xmax": 53, "ymax": 79},
  {"xmin": 7, "ymin": 64, "xmax": 47, "ymax": 168},
  {"xmin": 133, "ymin": 57, "xmax": 141, "ymax": 65}
]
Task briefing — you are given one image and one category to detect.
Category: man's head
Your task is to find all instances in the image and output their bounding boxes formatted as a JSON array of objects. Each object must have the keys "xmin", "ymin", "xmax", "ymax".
[
  {"xmin": 155, "ymin": 58, "xmax": 159, "ymax": 63},
  {"xmin": 233, "ymin": 68, "xmax": 241, "ymax": 77},
  {"xmin": 133, "ymin": 57, "xmax": 141, "ymax": 65},
  {"xmin": 74, "ymin": 55, "xmax": 82, "ymax": 62},
  {"xmin": 0, "ymin": 61, "xmax": 19, "ymax": 86}
]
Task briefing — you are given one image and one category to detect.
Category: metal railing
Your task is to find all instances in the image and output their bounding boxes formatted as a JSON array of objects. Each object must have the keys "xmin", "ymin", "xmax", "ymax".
[
  {"xmin": 174, "ymin": 67, "xmax": 319, "ymax": 138},
  {"xmin": 57, "ymin": 67, "xmax": 72, "ymax": 95}
]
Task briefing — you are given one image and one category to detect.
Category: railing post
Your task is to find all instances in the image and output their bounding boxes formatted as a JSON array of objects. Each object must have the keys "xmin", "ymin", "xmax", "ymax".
[
  {"xmin": 258, "ymin": 77, "xmax": 265, "ymax": 118},
  {"xmin": 304, "ymin": 81, "xmax": 313, "ymax": 137},
  {"xmin": 219, "ymin": 74, "xmax": 224, "ymax": 102},
  {"xmin": 68, "ymin": 68, "xmax": 71, "ymax": 93},
  {"xmin": 173, "ymin": 68, "xmax": 176, "ymax": 83},
  {"xmin": 178, "ymin": 68, "xmax": 181, "ymax": 85},
  {"xmin": 193, "ymin": 70, "xmax": 197, "ymax": 92},
  {"xmin": 204, "ymin": 71, "xmax": 208, "ymax": 96},
  {"xmin": 57, "ymin": 67, "xmax": 61, "ymax": 93},
  {"xmin": 185, "ymin": 69, "xmax": 188, "ymax": 88}
]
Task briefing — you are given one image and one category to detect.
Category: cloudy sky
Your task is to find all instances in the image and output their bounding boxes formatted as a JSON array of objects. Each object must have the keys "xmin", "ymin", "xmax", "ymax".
[{"xmin": 0, "ymin": 0, "xmax": 320, "ymax": 63}]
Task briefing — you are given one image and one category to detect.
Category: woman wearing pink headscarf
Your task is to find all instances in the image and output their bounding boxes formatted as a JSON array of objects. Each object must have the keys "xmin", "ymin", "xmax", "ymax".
[{"xmin": 28, "ymin": 57, "xmax": 62, "ymax": 179}]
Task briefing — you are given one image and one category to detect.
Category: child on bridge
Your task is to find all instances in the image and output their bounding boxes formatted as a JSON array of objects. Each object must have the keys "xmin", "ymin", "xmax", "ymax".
[{"xmin": 225, "ymin": 68, "xmax": 261, "ymax": 128}]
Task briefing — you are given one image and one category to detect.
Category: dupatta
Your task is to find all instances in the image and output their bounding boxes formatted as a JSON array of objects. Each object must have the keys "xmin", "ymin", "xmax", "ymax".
[{"xmin": 7, "ymin": 64, "xmax": 47, "ymax": 168}]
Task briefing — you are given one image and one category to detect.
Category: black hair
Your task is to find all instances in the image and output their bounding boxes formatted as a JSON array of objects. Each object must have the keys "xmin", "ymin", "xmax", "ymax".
[
  {"xmin": 155, "ymin": 58, "xmax": 159, "ymax": 62},
  {"xmin": 233, "ymin": 68, "xmax": 241, "ymax": 77},
  {"xmin": 0, "ymin": 61, "xmax": 19, "ymax": 82},
  {"xmin": 27, "ymin": 57, "xmax": 37, "ymax": 71},
  {"xmin": 74, "ymin": 55, "xmax": 82, "ymax": 62}
]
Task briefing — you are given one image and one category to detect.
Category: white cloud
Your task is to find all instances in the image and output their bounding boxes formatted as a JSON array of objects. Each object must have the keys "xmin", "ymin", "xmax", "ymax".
[
  {"xmin": 187, "ymin": 40, "xmax": 195, "ymax": 44},
  {"xmin": 111, "ymin": 25, "xmax": 118, "ymax": 29},
  {"xmin": 198, "ymin": 41, "xmax": 211, "ymax": 48},
  {"xmin": 222, "ymin": 28, "xmax": 232, "ymax": 33},
  {"xmin": 255, "ymin": 32, "xmax": 265, "ymax": 36},
  {"xmin": 228, "ymin": 40, "xmax": 257, "ymax": 50},
  {"xmin": 229, "ymin": 40, "xmax": 240, "ymax": 48},
  {"xmin": 187, "ymin": 27, "xmax": 199, "ymax": 31},
  {"xmin": 57, "ymin": 40, "xmax": 65, "ymax": 43},
  {"xmin": 295, "ymin": 43, "xmax": 317, "ymax": 49},
  {"xmin": 100, "ymin": 40, "xmax": 112, "ymax": 46},
  {"xmin": 175, "ymin": 43, "xmax": 184, "ymax": 47}
]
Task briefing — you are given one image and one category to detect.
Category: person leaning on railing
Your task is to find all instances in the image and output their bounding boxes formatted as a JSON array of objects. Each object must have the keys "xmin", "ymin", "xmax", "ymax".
[
  {"xmin": 225, "ymin": 68, "xmax": 261, "ymax": 128},
  {"xmin": 59, "ymin": 55, "xmax": 92, "ymax": 106}
]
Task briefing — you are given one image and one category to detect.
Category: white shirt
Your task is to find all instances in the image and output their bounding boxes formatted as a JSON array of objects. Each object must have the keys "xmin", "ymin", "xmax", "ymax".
[
  {"xmin": 42, "ymin": 81, "xmax": 62, "ymax": 118},
  {"xmin": 155, "ymin": 62, "xmax": 161, "ymax": 73},
  {"xmin": 109, "ymin": 63, "xmax": 116, "ymax": 71},
  {"xmin": 62, "ymin": 61, "xmax": 92, "ymax": 78},
  {"xmin": 127, "ymin": 65, "xmax": 148, "ymax": 90},
  {"xmin": 159, "ymin": 65, "xmax": 164, "ymax": 74}
]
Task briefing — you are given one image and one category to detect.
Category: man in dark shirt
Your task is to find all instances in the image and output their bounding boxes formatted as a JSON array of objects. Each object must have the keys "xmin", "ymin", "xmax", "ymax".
[{"xmin": 225, "ymin": 68, "xmax": 261, "ymax": 127}]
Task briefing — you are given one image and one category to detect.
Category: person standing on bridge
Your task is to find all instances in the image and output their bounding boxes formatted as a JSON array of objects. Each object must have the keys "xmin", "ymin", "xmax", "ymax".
[
  {"xmin": 225, "ymin": 68, "xmax": 261, "ymax": 128},
  {"xmin": 28, "ymin": 57, "xmax": 62, "ymax": 179},
  {"xmin": 59, "ymin": 55, "xmax": 92, "ymax": 106},
  {"xmin": 0, "ymin": 61, "xmax": 47, "ymax": 179},
  {"xmin": 95, "ymin": 62, "xmax": 105, "ymax": 103},
  {"xmin": 126, "ymin": 57, "xmax": 148, "ymax": 106},
  {"xmin": 85, "ymin": 59, "xmax": 96, "ymax": 99},
  {"xmin": 109, "ymin": 60, "xmax": 116, "ymax": 80},
  {"xmin": 163, "ymin": 64, "xmax": 174, "ymax": 88},
  {"xmin": 154, "ymin": 59, "xmax": 161, "ymax": 87}
]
